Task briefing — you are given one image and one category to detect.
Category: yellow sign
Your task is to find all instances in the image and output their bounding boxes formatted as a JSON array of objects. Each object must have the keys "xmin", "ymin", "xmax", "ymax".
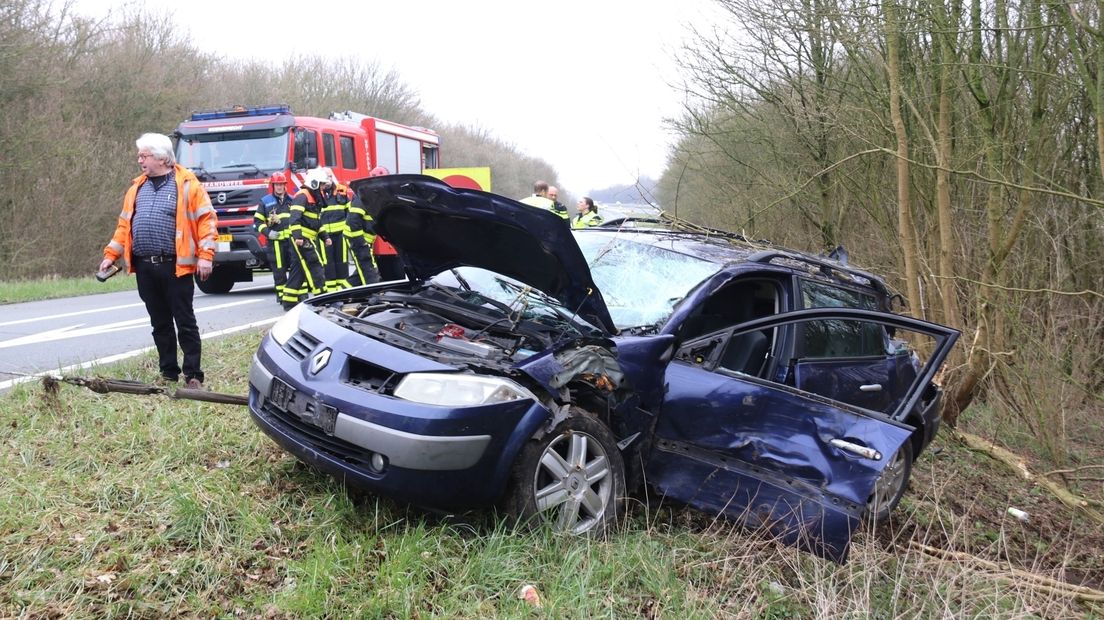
[{"xmin": 423, "ymin": 167, "xmax": 492, "ymax": 192}]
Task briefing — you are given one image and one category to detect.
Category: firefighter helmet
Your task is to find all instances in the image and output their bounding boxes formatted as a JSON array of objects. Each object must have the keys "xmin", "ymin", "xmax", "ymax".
[
  {"xmin": 303, "ymin": 167, "xmax": 330, "ymax": 190},
  {"xmin": 269, "ymin": 171, "xmax": 287, "ymax": 185},
  {"xmin": 369, "ymin": 166, "xmax": 390, "ymax": 177}
]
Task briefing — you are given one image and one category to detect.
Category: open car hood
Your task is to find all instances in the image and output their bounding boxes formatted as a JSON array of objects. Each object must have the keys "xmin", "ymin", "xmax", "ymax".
[{"xmin": 351, "ymin": 175, "xmax": 616, "ymax": 334}]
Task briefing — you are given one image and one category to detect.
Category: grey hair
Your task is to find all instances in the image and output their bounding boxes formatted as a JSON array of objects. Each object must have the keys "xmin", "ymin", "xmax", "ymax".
[{"xmin": 136, "ymin": 133, "xmax": 176, "ymax": 166}]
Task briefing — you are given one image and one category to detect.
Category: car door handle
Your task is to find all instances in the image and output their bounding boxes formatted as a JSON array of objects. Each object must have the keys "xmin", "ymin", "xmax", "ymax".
[
  {"xmin": 830, "ymin": 438, "xmax": 882, "ymax": 461},
  {"xmin": 859, "ymin": 383, "xmax": 883, "ymax": 392}
]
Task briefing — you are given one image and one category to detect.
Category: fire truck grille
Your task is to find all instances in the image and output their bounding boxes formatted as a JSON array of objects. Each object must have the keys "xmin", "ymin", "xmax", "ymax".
[{"xmin": 207, "ymin": 188, "xmax": 263, "ymax": 209}]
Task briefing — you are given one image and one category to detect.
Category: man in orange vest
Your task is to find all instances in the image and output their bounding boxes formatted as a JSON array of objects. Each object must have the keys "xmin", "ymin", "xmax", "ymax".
[{"xmin": 99, "ymin": 133, "xmax": 217, "ymax": 388}]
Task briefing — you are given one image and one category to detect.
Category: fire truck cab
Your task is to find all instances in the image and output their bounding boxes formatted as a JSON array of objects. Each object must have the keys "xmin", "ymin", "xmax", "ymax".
[{"xmin": 174, "ymin": 104, "xmax": 440, "ymax": 294}]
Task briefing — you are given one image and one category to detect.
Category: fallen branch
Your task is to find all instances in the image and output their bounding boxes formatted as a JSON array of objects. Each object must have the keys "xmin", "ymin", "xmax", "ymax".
[
  {"xmin": 953, "ymin": 430, "xmax": 1104, "ymax": 526},
  {"xmin": 1044, "ymin": 464, "xmax": 1104, "ymax": 478},
  {"xmin": 909, "ymin": 542, "xmax": 1104, "ymax": 603}
]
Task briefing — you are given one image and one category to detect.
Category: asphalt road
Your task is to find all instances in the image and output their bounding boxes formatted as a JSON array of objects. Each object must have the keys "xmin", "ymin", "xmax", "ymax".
[{"xmin": 0, "ymin": 275, "xmax": 284, "ymax": 392}]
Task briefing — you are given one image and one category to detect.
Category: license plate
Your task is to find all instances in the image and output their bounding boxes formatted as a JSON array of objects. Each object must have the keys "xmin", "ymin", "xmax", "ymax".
[
  {"xmin": 317, "ymin": 405, "xmax": 338, "ymax": 435},
  {"xmin": 217, "ymin": 233, "xmax": 232, "ymax": 242},
  {"xmin": 269, "ymin": 378, "xmax": 294, "ymax": 411}
]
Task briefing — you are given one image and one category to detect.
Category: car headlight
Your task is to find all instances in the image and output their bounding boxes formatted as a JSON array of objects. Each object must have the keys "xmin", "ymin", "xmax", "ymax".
[
  {"xmin": 393, "ymin": 373, "xmax": 536, "ymax": 407},
  {"xmin": 269, "ymin": 303, "xmax": 304, "ymax": 345}
]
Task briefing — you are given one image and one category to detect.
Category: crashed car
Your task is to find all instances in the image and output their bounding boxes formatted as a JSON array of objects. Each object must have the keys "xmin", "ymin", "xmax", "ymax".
[{"xmin": 247, "ymin": 175, "xmax": 959, "ymax": 562}]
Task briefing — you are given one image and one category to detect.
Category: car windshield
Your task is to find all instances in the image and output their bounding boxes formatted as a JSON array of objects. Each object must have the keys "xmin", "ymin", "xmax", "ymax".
[
  {"xmin": 175, "ymin": 128, "xmax": 290, "ymax": 174},
  {"xmin": 576, "ymin": 233, "xmax": 722, "ymax": 330},
  {"xmin": 428, "ymin": 269, "xmax": 606, "ymax": 337}
]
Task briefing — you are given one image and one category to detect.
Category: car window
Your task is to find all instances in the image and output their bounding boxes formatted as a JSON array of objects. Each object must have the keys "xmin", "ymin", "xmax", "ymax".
[
  {"xmin": 799, "ymin": 280, "xmax": 885, "ymax": 358},
  {"xmin": 575, "ymin": 234, "xmax": 722, "ymax": 330},
  {"xmin": 429, "ymin": 268, "xmax": 604, "ymax": 337}
]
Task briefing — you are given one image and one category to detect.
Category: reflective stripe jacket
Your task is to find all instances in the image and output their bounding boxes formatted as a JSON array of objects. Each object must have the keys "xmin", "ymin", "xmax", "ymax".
[
  {"xmin": 289, "ymin": 189, "xmax": 327, "ymax": 242},
  {"xmin": 345, "ymin": 195, "xmax": 377, "ymax": 247},
  {"xmin": 255, "ymin": 192, "xmax": 293, "ymax": 240},
  {"xmin": 319, "ymin": 184, "xmax": 352, "ymax": 238},
  {"xmin": 571, "ymin": 211, "xmax": 604, "ymax": 229},
  {"xmin": 103, "ymin": 164, "xmax": 217, "ymax": 277}
]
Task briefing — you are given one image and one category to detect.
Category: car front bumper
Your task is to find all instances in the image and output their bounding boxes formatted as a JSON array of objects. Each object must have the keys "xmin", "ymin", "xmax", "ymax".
[{"xmin": 247, "ymin": 336, "xmax": 551, "ymax": 511}]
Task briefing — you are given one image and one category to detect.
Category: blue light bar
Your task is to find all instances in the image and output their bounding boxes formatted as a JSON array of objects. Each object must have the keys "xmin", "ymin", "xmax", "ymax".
[{"xmin": 190, "ymin": 104, "xmax": 291, "ymax": 121}]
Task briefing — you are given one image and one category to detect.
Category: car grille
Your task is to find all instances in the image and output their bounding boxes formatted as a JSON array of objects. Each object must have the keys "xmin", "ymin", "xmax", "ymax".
[
  {"xmin": 347, "ymin": 358, "xmax": 396, "ymax": 392},
  {"xmin": 258, "ymin": 400, "xmax": 373, "ymax": 469},
  {"xmin": 284, "ymin": 330, "xmax": 321, "ymax": 361}
]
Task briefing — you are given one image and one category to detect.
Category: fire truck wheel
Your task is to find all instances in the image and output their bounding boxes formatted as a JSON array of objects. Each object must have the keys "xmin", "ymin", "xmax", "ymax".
[{"xmin": 195, "ymin": 269, "xmax": 235, "ymax": 294}]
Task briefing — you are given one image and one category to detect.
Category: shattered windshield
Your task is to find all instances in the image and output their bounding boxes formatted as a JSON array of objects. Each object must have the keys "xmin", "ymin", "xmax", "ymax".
[
  {"xmin": 175, "ymin": 128, "xmax": 290, "ymax": 175},
  {"xmin": 576, "ymin": 234, "xmax": 722, "ymax": 330}
]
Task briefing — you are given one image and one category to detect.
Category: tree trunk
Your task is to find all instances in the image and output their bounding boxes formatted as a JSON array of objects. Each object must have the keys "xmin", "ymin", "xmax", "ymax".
[{"xmin": 884, "ymin": 0, "xmax": 923, "ymax": 318}]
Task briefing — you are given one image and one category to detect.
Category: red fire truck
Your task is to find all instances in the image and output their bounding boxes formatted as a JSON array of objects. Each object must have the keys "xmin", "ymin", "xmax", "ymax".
[{"xmin": 173, "ymin": 104, "xmax": 440, "ymax": 293}]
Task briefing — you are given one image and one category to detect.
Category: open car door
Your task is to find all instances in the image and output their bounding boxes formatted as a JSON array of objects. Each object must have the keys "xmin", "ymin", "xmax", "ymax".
[{"xmin": 647, "ymin": 308, "xmax": 959, "ymax": 562}]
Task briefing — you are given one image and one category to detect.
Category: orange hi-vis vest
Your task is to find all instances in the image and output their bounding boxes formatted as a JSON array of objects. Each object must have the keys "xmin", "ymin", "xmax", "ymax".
[{"xmin": 103, "ymin": 164, "xmax": 218, "ymax": 278}]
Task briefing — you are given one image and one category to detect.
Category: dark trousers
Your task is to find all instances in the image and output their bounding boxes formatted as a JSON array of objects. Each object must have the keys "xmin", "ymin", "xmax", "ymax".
[
  {"xmin": 265, "ymin": 238, "xmax": 289, "ymax": 302},
  {"xmin": 284, "ymin": 239, "xmax": 325, "ymax": 305},
  {"xmin": 322, "ymin": 237, "xmax": 350, "ymax": 291},
  {"xmin": 349, "ymin": 240, "xmax": 380, "ymax": 286},
  {"xmin": 135, "ymin": 260, "xmax": 203, "ymax": 382}
]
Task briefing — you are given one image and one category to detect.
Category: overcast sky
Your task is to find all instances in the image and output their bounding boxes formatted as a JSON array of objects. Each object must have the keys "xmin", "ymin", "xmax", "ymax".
[{"xmin": 71, "ymin": 0, "xmax": 717, "ymax": 195}]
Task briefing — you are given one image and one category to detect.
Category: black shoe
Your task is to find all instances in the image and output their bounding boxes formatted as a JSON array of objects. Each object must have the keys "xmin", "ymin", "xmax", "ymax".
[{"xmin": 282, "ymin": 302, "xmax": 297, "ymax": 311}]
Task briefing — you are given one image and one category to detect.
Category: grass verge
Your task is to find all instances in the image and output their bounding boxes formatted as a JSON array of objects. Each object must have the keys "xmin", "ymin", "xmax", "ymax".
[
  {"xmin": 0, "ymin": 274, "xmax": 136, "ymax": 304},
  {"xmin": 1, "ymin": 330, "xmax": 1101, "ymax": 617}
]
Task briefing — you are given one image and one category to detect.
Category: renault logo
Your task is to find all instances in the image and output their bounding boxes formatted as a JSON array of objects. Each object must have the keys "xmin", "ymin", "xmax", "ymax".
[
  {"xmin": 309, "ymin": 348, "xmax": 332, "ymax": 375},
  {"xmin": 216, "ymin": 192, "xmax": 227, "ymax": 204}
]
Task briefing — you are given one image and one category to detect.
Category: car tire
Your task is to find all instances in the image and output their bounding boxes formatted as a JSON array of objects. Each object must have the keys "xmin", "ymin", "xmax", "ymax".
[
  {"xmin": 505, "ymin": 411, "xmax": 625, "ymax": 536},
  {"xmin": 195, "ymin": 268, "xmax": 236, "ymax": 294},
  {"xmin": 865, "ymin": 440, "xmax": 913, "ymax": 523}
]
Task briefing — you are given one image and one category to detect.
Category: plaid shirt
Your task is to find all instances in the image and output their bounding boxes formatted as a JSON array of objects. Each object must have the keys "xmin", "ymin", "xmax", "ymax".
[{"xmin": 131, "ymin": 171, "xmax": 178, "ymax": 257}]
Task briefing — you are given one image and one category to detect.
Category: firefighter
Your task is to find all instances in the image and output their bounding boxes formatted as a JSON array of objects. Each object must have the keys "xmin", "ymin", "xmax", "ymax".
[
  {"xmin": 365, "ymin": 166, "xmax": 404, "ymax": 280},
  {"xmin": 282, "ymin": 167, "xmax": 330, "ymax": 309},
  {"xmin": 571, "ymin": 197, "xmax": 604, "ymax": 229},
  {"xmin": 319, "ymin": 167, "xmax": 353, "ymax": 292},
  {"xmin": 254, "ymin": 171, "xmax": 293, "ymax": 304},
  {"xmin": 345, "ymin": 167, "xmax": 386, "ymax": 286}
]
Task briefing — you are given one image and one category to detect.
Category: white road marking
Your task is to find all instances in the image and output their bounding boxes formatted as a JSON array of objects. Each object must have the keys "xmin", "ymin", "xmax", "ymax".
[
  {"xmin": 0, "ymin": 302, "xmax": 148, "ymax": 327},
  {"xmin": 0, "ymin": 317, "xmax": 280, "ymax": 392},
  {"xmin": 0, "ymin": 283, "xmax": 276, "ymax": 327},
  {"xmin": 0, "ymin": 299, "xmax": 266, "ymax": 349}
]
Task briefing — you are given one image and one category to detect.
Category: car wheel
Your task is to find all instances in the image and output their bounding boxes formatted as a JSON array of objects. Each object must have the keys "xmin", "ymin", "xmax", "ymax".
[
  {"xmin": 865, "ymin": 440, "xmax": 913, "ymax": 523},
  {"xmin": 505, "ymin": 412, "xmax": 625, "ymax": 536}
]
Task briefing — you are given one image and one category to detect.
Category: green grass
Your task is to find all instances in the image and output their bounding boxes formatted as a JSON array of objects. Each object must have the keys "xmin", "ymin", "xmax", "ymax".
[
  {"xmin": 1, "ymin": 331, "xmax": 1100, "ymax": 617},
  {"xmin": 0, "ymin": 274, "xmax": 136, "ymax": 304}
]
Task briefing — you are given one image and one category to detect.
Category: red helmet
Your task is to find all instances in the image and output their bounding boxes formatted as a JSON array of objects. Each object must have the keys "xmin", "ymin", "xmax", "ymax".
[
  {"xmin": 269, "ymin": 171, "xmax": 287, "ymax": 184},
  {"xmin": 369, "ymin": 166, "xmax": 390, "ymax": 177}
]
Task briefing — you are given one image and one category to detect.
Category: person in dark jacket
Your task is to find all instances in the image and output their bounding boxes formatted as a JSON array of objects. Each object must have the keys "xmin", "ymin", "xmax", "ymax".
[
  {"xmin": 318, "ymin": 167, "xmax": 353, "ymax": 292},
  {"xmin": 345, "ymin": 193, "xmax": 380, "ymax": 286},
  {"xmin": 254, "ymin": 171, "xmax": 293, "ymax": 304},
  {"xmin": 282, "ymin": 167, "xmax": 330, "ymax": 309}
]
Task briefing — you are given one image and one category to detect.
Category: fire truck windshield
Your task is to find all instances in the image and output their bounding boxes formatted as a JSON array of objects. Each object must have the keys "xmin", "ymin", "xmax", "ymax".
[{"xmin": 176, "ymin": 128, "xmax": 290, "ymax": 176}]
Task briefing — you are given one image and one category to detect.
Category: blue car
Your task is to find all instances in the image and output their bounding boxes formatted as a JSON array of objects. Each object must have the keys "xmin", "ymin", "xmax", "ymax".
[{"xmin": 248, "ymin": 175, "xmax": 959, "ymax": 562}]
